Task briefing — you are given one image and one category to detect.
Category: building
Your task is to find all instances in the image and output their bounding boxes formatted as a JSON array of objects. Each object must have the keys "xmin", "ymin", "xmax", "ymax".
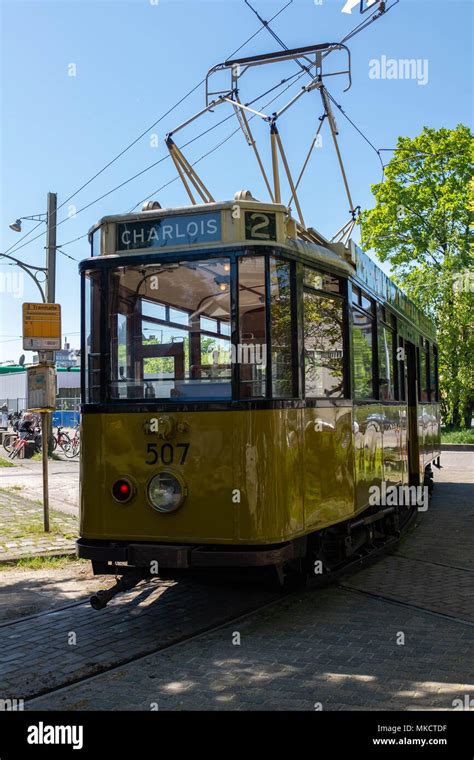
[
  {"xmin": 33, "ymin": 338, "xmax": 80, "ymax": 369},
  {"xmin": 0, "ymin": 364, "xmax": 81, "ymax": 426}
]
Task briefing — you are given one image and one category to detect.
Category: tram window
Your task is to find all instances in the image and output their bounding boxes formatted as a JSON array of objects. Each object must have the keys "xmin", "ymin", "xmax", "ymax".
[
  {"xmin": 169, "ymin": 307, "xmax": 189, "ymax": 326},
  {"xmin": 397, "ymin": 336, "xmax": 406, "ymax": 402},
  {"xmin": 361, "ymin": 292, "xmax": 374, "ymax": 313},
  {"xmin": 304, "ymin": 268, "xmax": 340, "ymax": 294},
  {"xmin": 142, "ymin": 301, "xmax": 166, "ymax": 321},
  {"xmin": 270, "ymin": 258, "xmax": 293, "ymax": 398},
  {"xmin": 116, "ymin": 314, "xmax": 130, "ymax": 395},
  {"xmin": 107, "ymin": 259, "xmax": 232, "ymax": 400},
  {"xmin": 84, "ymin": 270, "xmax": 102, "ymax": 403},
  {"xmin": 431, "ymin": 345, "xmax": 439, "ymax": 401},
  {"xmin": 91, "ymin": 227, "xmax": 101, "ymax": 257},
  {"xmin": 421, "ymin": 347, "xmax": 429, "ymax": 402},
  {"xmin": 201, "ymin": 316, "xmax": 218, "ymax": 333},
  {"xmin": 352, "ymin": 308, "xmax": 374, "ymax": 399},
  {"xmin": 378, "ymin": 324, "xmax": 395, "ymax": 401},
  {"xmin": 352, "ymin": 286, "xmax": 361, "ymax": 306},
  {"xmin": 303, "ymin": 291, "xmax": 344, "ymax": 398},
  {"xmin": 238, "ymin": 257, "xmax": 267, "ymax": 398}
]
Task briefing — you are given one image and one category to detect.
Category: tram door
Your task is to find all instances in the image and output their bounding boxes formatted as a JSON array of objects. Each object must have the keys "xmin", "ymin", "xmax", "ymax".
[{"xmin": 405, "ymin": 341, "xmax": 420, "ymax": 485}]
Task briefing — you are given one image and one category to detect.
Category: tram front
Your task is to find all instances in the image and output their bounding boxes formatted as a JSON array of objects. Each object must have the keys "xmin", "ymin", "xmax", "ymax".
[{"xmin": 77, "ymin": 198, "xmax": 323, "ymax": 575}]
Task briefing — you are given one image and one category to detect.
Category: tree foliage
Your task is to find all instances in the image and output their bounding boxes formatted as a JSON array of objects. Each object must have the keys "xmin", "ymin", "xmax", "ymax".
[{"xmin": 360, "ymin": 125, "xmax": 474, "ymax": 427}]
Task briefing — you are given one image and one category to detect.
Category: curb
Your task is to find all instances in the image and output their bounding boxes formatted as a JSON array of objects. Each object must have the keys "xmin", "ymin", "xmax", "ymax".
[{"xmin": 440, "ymin": 443, "xmax": 474, "ymax": 452}]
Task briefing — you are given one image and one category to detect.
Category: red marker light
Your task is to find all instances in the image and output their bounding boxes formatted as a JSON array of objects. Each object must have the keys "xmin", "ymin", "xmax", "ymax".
[{"xmin": 112, "ymin": 479, "xmax": 133, "ymax": 503}]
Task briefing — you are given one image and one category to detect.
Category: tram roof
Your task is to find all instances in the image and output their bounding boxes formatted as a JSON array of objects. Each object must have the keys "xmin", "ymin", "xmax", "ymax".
[{"xmin": 87, "ymin": 199, "xmax": 436, "ymax": 341}]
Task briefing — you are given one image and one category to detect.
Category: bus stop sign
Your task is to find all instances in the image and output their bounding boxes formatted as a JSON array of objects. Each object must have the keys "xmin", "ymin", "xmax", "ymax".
[
  {"xmin": 27, "ymin": 364, "xmax": 56, "ymax": 412},
  {"xmin": 22, "ymin": 303, "xmax": 61, "ymax": 351}
]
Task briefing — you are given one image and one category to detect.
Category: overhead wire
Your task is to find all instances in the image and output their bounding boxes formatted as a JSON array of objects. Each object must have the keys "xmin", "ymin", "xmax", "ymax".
[
  {"xmin": 20, "ymin": 58, "xmax": 319, "ymax": 252},
  {"xmin": 1, "ymin": 0, "xmax": 293, "ymax": 260},
  {"xmin": 4, "ymin": 1, "xmax": 401, "ymax": 262}
]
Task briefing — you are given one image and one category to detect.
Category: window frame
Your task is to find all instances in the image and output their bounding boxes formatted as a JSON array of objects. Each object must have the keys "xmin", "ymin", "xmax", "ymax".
[
  {"xmin": 302, "ymin": 267, "xmax": 348, "ymax": 400},
  {"xmin": 377, "ymin": 309, "xmax": 396, "ymax": 402},
  {"xmin": 81, "ymin": 246, "xmax": 303, "ymax": 406}
]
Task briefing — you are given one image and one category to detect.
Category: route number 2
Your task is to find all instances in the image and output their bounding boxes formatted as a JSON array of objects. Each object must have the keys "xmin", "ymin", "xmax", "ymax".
[{"xmin": 245, "ymin": 211, "xmax": 276, "ymax": 241}]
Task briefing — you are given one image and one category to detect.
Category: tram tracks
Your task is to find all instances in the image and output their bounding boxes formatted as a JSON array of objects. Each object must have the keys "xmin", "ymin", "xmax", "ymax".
[
  {"xmin": 1, "ymin": 528, "xmax": 409, "ymax": 706},
  {"xmin": 1, "ymin": 575, "xmax": 282, "ymax": 704}
]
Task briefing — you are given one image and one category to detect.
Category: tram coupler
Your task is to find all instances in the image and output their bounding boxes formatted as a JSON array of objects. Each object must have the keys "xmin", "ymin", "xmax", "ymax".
[{"xmin": 90, "ymin": 568, "xmax": 150, "ymax": 610}]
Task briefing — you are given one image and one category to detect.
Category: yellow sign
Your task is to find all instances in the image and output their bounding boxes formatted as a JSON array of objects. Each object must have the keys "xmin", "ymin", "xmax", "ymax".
[{"xmin": 22, "ymin": 303, "xmax": 61, "ymax": 351}]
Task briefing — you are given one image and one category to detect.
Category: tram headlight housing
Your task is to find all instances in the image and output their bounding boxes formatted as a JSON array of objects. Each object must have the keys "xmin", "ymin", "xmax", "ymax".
[{"xmin": 148, "ymin": 471, "xmax": 186, "ymax": 513}]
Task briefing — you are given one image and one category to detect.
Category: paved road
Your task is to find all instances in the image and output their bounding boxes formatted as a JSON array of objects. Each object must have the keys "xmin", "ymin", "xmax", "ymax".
[{"xmin": 0, "ymin": 452, "xmax": 472, "ymax": 711}]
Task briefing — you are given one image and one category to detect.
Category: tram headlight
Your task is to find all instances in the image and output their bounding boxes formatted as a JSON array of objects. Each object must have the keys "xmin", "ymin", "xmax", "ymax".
[{"xmin": 148, "ymin": 472, "xmax": 186, "ymax": 513}]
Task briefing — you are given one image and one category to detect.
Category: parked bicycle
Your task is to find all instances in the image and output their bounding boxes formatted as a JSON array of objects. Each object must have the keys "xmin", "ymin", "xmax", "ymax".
[
  {"xmin": 64, "ymin": 423, "xmax": 81, "ymax": 458},
  {"xmin": 8, "ymin": 419, "xmax": 42, "ymax": 460},
  {"xmin": 52, "ymin": 426, "xmax": 72, "ymax": 455}
]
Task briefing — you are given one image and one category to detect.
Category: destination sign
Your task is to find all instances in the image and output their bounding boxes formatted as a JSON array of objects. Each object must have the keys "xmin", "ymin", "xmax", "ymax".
[{"xmin": 117, "ymin": 212, "xmax": 221, "ymax": 251}]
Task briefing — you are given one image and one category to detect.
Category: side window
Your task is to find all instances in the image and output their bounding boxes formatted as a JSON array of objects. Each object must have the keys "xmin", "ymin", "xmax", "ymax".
[
  {"xmin": 420, "ymin": 339, "xmax": 429, "ymax": 402},
  {"xmin": 269, "ymin": 258, "xmax": 293, "ymax": 398},
  {"xmin": 352, "ymin": 307, "xmax": 374, "ymax": 399},
  {"xmin": 238, "ymin": 257, "xmax": 267, "ymax": 398},
  {"xmin": 84, "ymin": 270, "xmax": 102, "ymax": 403},
  {"xmin": 303, "ymin": 287, "xmax": 345, "ymax": 399},
  {"xmin": 431, "ymin": 345, "xmax": 439, "ymax": 402},
  {"xmin": 378, "ymin": 323, "xmax": 395, "ymax": 401},
  {"xmin": 397, "ymin": 335, "xmax": 406, "ymax": 402}
]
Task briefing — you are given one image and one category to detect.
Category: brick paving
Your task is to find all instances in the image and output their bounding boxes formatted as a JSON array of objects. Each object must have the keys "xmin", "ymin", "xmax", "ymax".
[
  {"xmin": 0, "ymin": 451, "xmax": 471, "ymax": 711},
  {"xmin": 0, "ymin": 577, "xmax": 278, "ymax": 700},
  {"xmin": 0, "ymin": 489, "xmax": 76, "ymax": 560},
  {"xmin": 28, "ymin": 586, "xmax": 473, "ymax": 711}
]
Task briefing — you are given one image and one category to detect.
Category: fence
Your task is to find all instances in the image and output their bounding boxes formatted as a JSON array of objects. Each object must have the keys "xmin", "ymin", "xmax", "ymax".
[{"xmin": 0, "ymin": 397, "xmax": 81, "ymax": 428}]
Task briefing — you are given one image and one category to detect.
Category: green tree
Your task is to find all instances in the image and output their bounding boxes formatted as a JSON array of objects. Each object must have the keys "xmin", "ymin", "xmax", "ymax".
[{"xmin": 360, "ymin": 125, "xmax": 474, "ymax": 428}]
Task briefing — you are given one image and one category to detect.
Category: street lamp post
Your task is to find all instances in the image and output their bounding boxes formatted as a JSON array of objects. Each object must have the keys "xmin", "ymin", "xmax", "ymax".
[
  {"xmin": 7, "ymin": 192, "xmax": 57, "ymax": 304},
  {"xmin": 4, "ymin": 192, "xmax": 58, "ymax": 532}
]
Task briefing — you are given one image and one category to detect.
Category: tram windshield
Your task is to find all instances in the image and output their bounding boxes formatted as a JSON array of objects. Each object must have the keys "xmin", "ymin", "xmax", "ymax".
[
  {"xmin": 83, "ymin": 253, "xmax": 346, "ymax": 403},
  {"xmin": 108, "ymin": 258, "xmax": 232, "ymax": 400}
]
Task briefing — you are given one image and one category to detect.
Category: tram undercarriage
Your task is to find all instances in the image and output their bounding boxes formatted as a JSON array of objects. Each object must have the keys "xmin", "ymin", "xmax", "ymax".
[{"xmin": 80, "ymin": 471, "xmax": 433, "ymax": 609}]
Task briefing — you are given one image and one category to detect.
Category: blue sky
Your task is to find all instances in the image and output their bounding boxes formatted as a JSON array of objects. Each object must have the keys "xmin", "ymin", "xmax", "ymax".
[{"xmin": 0, "ymin": 0, "xmax": 472, "ymax": 363}]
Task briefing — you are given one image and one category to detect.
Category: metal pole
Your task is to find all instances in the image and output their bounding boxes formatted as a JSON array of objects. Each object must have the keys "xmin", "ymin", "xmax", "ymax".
[
  {"xmin": 41, "ymin": 411, "xmax": 50, "ymax": 532},
  {"xmin": 270, "ymin": 125, "xmax": 281, "ymax": 204},
  {"xmin": 45, "ymin": 193, "xmax": 57, "ymax": 457},
  {"xmin": 46, "ymin": 192, "xmax": 57, "ymax": 303}
]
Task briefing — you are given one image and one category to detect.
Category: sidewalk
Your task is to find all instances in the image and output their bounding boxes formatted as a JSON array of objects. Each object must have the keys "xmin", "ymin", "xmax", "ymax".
[
  {"xmin": 0, "ymin": 488, "xmax": 77, "ymax": 561},
  {"xmin": 0, "ymin": 450, "xmax": 79, "ymax": 516}
]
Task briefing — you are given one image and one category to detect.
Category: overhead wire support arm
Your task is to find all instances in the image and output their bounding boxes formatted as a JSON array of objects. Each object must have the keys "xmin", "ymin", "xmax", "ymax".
[
  {"xmin": 205, "ymin": 42, "xmax": 352, "ymax": 106},
  {"xmin": 165, "ymin": 136, "xmax": 215, "ymax": 205},
  {"xmin": 319, "ymin": 85, "xmax": 356, "ymax": 218},
  {"xmin": 231, "ymin": 94, "xmax": 275, "ymax": 202},
  {"xmin": 270, "ymin": 120, "xmax": 305, "ymax": 227}
]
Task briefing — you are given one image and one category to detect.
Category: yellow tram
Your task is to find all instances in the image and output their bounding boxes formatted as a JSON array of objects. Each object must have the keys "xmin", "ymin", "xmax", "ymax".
[{"xmin": 77, "ymin": 194, "xmax": 440, "ymax": 601}]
